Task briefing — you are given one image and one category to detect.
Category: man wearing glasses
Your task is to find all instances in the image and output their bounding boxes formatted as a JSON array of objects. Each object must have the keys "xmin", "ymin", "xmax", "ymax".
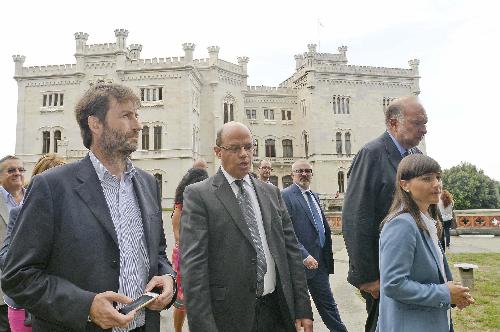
[
  {"xmin": 257, "ymin": 160, "xmax": 273, "ymax": 184},
  {"xmin": 282, "ymin": 160, "xmax": 348, "ymax": 332},
  {"xmin": 181, "ymin": 121, "xmax": 313, "ymax": 332},
  {"xmin": 0, "ymin": 155, "xmax": 26, "ymax": 332}
]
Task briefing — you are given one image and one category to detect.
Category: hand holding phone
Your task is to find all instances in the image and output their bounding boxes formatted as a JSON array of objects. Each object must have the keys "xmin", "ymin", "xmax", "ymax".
[{"xmin": 118, "ymin": 292, "xmax": 159, "ymax": 315}]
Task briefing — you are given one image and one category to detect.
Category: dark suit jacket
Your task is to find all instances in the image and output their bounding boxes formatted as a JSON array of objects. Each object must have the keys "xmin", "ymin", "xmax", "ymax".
[
  {"xmin": 1, "ymin": 155, "xmax": 174, "ymax": 332},
  {"xmin": 0, "ymin": 194, "xmax": 9, "ymax": 303},
  {"xmin": 281, "ymin": 184, "xmax": 334, "ymax": 280},
  {"xmin": 342, "ymin": 131, "xmax": 408, "ymax": 287},
  {"xmin": 180, "ymin": 170, "xmax": 312, "ymax": 332}
]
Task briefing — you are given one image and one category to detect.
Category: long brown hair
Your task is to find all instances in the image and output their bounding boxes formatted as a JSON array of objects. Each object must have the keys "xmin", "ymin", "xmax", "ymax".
[
  {"xmin": 440, "ymin": 190, "xmax": 454, "ymax": 208},
  {"xmin": 32, "ymin": 153, "xmax": 66, "ymax": 177},
  {"xmin": 381, "ymin": 154, "xmax": 443, "ymax": 236}
]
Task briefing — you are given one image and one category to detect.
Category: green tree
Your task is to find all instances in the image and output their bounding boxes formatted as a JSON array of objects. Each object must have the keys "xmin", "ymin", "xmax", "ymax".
[{"xmin": 442, "ymin": 162, "xmax": 500, "ymax": 210}]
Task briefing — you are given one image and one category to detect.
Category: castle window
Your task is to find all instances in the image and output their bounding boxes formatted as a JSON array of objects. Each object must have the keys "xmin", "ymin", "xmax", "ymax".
[
  {"xmin": 281, "ymin": 110, "xmax": 292, "ymax": 120},
  {"xmin": 333, "ymin": 95, "xmax": 350, "ymax": 114},
  {"xmin": 153, "ymin": 126, "xmax": 162, "ymax": 150},
  {"xmin": 265, "ymin": 139, "xmax": 276, "ymax": 158},
  {"xmin": 338, "ymin": 171, "xmax": 345, "ymax": 193},
  {"xmin": 42, "ymin": 131, "xmax": 50, "ymax": 154},
  {"xmin": 253, "ymin": 139, "xmax": 258, "ymax": 157},
  {"xmin": 282, "ymin": 175, "xmax": 293, "ymax": 189},
  {"xmin": 142, "ymin": 126, "xmax": 149, "ymax": 150},
  {"xmin": 345, "ymin": 132, "xmax": 351, "ymax": 155},
  {"xmin": 303, "ymin": 131, "xmax": 309, "ymax": 158},
  {"xmin": 223, "ymin": 102, "xmax": 234, "ymax": 123},
  {"xmin": 42, "ymin": 93, "xmax": 64, "ymax": 107},
  {"xmin": 336, "ymin": 132, "xmax": 343, "ymax": 154},
  {"xmin": 140, "ymin": 87, "xmax": 163, "ymax": 102},
  {"xmin": 54, "ymin": 130, "xmax": 61, "ymax": 153},
  {"xmin": 154, "ymin": 173, "xmax": 163, "ymax": 196},
  {"xmin": 246, "ymin": 109, "xmax": 257, "ymax": 120},
  {"xmin": 282, "ymin": 139, "xmax": 293, "ymax": 158},
  {"xmin": 264, "ymin": 109, "xmax": 274, "ymax": 120}
]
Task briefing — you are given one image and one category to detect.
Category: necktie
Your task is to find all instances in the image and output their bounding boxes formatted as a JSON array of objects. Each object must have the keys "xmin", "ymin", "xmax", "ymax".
[
  {"xmin": 234, "ymin": 179, "xmax": 267, "ymax": 296},
  {"xmin": 305, "ymin": 191, "xmax": 326, "ymax": 248}
]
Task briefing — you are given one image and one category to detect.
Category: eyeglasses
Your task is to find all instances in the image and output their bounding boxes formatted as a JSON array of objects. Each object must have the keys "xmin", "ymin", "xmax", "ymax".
[
  {"xmin": 218, "ymin": 144, "xmax": 254, "ymax": 153},
  {"xmin": 260, "ymin": 166, "xmax": 273, "ymax": 171},
  {"xmin": 293, "ymin": 169, "xmax": 313, "ymax": 174},
  {"xmin": 6, "ymin": 167, "xmax": 26, "ymax": 174}
]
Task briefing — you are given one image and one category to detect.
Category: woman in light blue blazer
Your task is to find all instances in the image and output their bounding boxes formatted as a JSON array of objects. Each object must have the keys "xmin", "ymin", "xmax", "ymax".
[{"xmin": 376, "ymin": 155, "xmax": 474, "ymax": 332}]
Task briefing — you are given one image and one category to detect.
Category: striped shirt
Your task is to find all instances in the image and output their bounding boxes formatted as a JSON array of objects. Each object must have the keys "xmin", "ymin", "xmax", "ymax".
[{"xmin": 89, "ymin": 152, "xmax": 149, "ymax": 332}]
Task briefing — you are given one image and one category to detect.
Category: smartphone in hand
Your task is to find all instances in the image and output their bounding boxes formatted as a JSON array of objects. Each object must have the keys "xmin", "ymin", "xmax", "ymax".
[{"xmin": 118, "ymin": 292, "xmax": 159, "ymax": 315}]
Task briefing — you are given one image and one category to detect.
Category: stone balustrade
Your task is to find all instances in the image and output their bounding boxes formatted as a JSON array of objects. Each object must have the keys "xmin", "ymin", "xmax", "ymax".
[{"xmin": 324, "ymin": 209, "xmax": 500, "ymax": 235}]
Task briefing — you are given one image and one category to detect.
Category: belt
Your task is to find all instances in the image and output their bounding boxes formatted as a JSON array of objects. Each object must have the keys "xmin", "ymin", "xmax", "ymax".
[{"xmin": 256, "ymin": 291, "xmax": 276, "ymax": 305}]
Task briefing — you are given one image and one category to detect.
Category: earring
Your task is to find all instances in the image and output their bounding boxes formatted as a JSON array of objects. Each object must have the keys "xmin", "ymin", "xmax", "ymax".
[{"xmin": 405, "ymin": 190, "xmax": 410, "ymax": 193}]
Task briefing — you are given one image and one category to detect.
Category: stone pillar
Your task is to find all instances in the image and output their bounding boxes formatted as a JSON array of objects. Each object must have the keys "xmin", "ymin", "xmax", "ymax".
[
  {"xmin": 183, "ymin": 43, "xmax": 196, "ymax": 65},
  {"xmin": 237, "ymin": 56, "xmax": 249, "ymax": 86},
  {"xmin": 409, "ymin": 59, "xmax": 420, "ymax": 95},
  {"xmin": 115, "ymin": 29, "xmax": 129, "ymax": 71},
  {"xmin": 338, "ymin": 46, "xmax": 348, "ymax": 63},
  {"xmin": 294, "ymin": 54, "xmax": 303, "ymax": 70}
]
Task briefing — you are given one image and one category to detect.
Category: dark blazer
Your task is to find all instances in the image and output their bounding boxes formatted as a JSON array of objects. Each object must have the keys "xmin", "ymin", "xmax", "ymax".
[
  {"xmin": 180, "ymin": 170, "xmax": 313, "ymax": 332},
  {"xmin": 281, "ymin": 184, "xmax": 334, "ymax": 280},
  {"xmin": 0, "ymin": 206, "xmax": 22, "ymax": 308},
  {"xmin": 342, "ymin": 132, "xmax": 409, "ymax": 287},
  {"xmin": 0, "ymin": 194, "xmax": 9, "ymax": 303},
  {"xmin": 1, "ymin": 155, "xmax": 174, "ymax": 332}
]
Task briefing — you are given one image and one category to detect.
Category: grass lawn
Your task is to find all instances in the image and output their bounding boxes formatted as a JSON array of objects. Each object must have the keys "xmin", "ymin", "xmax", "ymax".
[{"xmin": 446, "ymin": 253, "xmax": 500, "ymax": 332}]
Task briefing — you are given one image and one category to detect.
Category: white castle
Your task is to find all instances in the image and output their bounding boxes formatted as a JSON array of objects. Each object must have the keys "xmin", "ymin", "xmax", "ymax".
[{"xmin": 12, "ymin": 29, "xmax": 422, "ymax": 208}]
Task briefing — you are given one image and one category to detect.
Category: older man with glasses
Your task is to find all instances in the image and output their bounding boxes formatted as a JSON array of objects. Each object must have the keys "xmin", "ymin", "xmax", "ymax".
[
  {"xmin": 0, "ymin": 155, "xmax": 26, "ymax": 332},
  {"xmin": 281, "ymin": 159, "xmax": 348, "ymax": 332},
  {"xmin": 257, "ymin": 160, "xmax": 273, "ymax": 184}
]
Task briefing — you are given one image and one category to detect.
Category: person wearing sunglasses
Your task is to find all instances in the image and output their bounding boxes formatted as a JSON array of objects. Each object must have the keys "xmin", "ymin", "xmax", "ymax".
[
  {"xmin": 0, "ymin": 155, "xmax": 26, "ymax": 332},
  {"xmin": 282, "ymin": 160, "xmax": 348, "ymax": 332}
]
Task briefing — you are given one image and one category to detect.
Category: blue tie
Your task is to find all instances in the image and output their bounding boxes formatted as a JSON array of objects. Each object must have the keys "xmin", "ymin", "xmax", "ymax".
[{"xmin": 305, "ymin": 191, "xmax": 325, "ymax": 247}]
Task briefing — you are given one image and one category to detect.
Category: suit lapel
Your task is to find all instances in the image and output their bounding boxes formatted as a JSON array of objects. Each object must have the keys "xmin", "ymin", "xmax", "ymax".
[
  {"xmin": 213, "ymin": 170, "xmax": 254, "ymax": 247},
  {"xmin": 74, "ymin": 156, "xmax": 119, "ymax": 246},
  {"xmin": 420, "ymin": 229, "xmax": 444, "ymax": 280},
  {"xmin": 382, "ymin": 132, "xmax": 403, "ymax": 172},
  {"xmin": 251, "ymin": 177, "xmax": 272, "ymax": 240},
  {"xmin": 292, "ymin": 184, "xmax": 316, "ymax": 229}
]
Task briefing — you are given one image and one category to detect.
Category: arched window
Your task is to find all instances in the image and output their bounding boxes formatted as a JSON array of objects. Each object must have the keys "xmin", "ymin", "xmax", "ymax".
[
  {"xmin": 282, "ymin": 139, "xmax": 293, "ymax": 158},
  {"xmin": 269, "ymin": 175, "xmax": 278, "ymax": 187},
  {"xmin": 345, "ymin": 132, "xmax": 351, "ymax": 155},
  {"xmin": 282, "ymin": 175, "xmax": 293, "ymax": 189},
  {"xmin": 253, "ymin": 139, "xmax": 258, "ymax": 157},
  {"xmin": 154, "ymin": 173, "xmax": 163, "ymax": 197},
  {"xmin": 54, "ymin": 130, "xmax": 61, "ymax": 153},
  {"xmin": 338, "ymin": 171, "xmax": 345, "ymax": 193},
  {"xmin": 223, "ymin": 101, "xmax": 234, "ymax": 124},
  {"xmin": 154, "ymin": 126, "xmax": 162, "ymax": 150},
  {"xmin": 142, "ymin": 126, "xmax": 149, "ymax": 150},
  {"xmin": 42, "ymin": 131, "xmax": 50, "ymax": 154},
  {"xmin": 336, "ymin": 132, "xmax": 343, "ymax": 154},
  {"xmin": 265, "ymin": 139, "xmax": 276, "ymax": 158}
]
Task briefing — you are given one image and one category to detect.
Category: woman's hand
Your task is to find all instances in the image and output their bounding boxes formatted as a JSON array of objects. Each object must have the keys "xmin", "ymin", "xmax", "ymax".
[{"xmin": 447, "ymin": 281, "xmax": 475, "ymax": 309}]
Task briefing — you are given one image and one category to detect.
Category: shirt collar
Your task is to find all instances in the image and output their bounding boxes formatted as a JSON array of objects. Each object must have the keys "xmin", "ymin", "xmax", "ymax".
[
  {"xmin": 294, "ymin": 182, "xmax": 311, "ymax": 194},
  {"xmin": 0, "ymin": 186, "xmax": 25, "ymax": 207},
  {"xmin": 387, "ymin": 130, "xmax": 408, "ymax": 156},
  {"xmin": 220, "ymin": 166, "xmax": 252, "ymax": 187},
  {"xmin": 89, "ymin": 151, "xmax": 136, "ymax": 182}
]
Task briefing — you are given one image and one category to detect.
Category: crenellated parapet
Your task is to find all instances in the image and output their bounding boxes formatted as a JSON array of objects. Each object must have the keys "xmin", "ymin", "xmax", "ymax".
[
  {"xmin": 114, "ymin": 29, "xmax": 129, "ymax": 50},
  {"xmin": 128, "ymin": 44, "xmax": 143, "ymax": 60},
  {"xmin": 237, "ymin": 56, "xmax": 249, "ymax": 74},
  {"xmin": 207, "ymin": 46, "xmax": 220, "ymax": 66},
  {"xmin": 217, "ymin": 59, "xmax": 243, "ymax": 74},
  {"xmin": 246, "ymin": 85, "xmax": 296, "ymax": 94},
  {"xmin": 13, "ymin": 55, "xmax": 26, "ymax": 76},
  {"xmin": 182, "ymin": 43, "xmax": 196, "ymax": 64}
]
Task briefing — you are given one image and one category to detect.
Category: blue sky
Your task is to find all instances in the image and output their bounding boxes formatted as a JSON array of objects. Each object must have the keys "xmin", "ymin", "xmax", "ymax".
[{"xmin": 1, "ymin": 0, "xmax": 498, "ymax": 180}]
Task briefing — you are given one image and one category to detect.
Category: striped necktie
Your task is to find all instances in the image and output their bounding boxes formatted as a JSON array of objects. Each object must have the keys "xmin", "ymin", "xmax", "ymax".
[{"xmin": 234, "ymin": 179, "xmax": 267, "ymax": 296}]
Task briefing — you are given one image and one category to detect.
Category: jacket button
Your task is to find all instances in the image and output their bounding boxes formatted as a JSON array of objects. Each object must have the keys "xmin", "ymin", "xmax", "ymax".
[
  {"xmin": 111, "ymin": 259, "xmax": 119, "ymax": 269},
  {"xmin": 251, "ymin": 258, "xmax": 256, "ymax": 264}
]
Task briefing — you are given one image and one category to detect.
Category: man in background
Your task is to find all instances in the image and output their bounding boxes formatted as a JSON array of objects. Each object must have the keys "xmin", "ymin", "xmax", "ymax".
[
  {"xmin": 257, "ymin": 159, "xmax": 273, "ymax": 184},
  {"xmin": 342, "ymin": 96, "xmax": 427, "ymax": 331}
]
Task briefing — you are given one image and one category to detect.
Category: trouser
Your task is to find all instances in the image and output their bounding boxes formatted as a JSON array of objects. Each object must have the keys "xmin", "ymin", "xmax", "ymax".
[
  {"xmin": 0, "ymin": 305, "xmax": 11, "ymax": 332},
  {"xmin": 361, "ymin": 290, "xmax": 379, "ymax": 332},
  {"xmin": 443, "ymin": 220, "xmax": 452, "ymax": 247}
]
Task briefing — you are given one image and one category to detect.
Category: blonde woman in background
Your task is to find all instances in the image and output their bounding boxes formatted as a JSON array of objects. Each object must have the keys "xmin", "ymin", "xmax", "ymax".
[
  {"xmin": 438, "ymin": 190, "xmax": 454, "ymax": 249},
  {"xmin": 0, "ymin": 153, "xmax": 65, "ymax": 332}
]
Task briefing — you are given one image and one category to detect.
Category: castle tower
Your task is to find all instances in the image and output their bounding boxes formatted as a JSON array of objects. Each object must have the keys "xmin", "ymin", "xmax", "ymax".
[
  {"xmin": 12, "ymin": 55, "xmax": 25, "ymax": 77},
  {"xmin": 182, "ymin": 43, "xmax": 196, "ymax": 65},
  {"xmin": 74, "ymin": 32, "xmax": 89, "ymax": 73},
  {"xmin": 114, "ymin": 29, "xmax": 129, "ymax": 51},
  {"xmin": 294, "ymin": 54, "xmax": 303, "ymax": 70},
  {"xmin": 408, "ymin": 59, "xmax": 420, "ymax": 95},
  {"xmin": 338, "ymin": 46, "xmax": 348, "ymax": 63},
  {"xmin": 207, "ymin": 46, "xmax": 220, "ymax": 66},
  {"xmin": 129, "ymin": 44, "xmax": 142, "ymax": 61},
  {"xmin": 237, "ymin": 56, "xmax": 249, "ymax": 86}
]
